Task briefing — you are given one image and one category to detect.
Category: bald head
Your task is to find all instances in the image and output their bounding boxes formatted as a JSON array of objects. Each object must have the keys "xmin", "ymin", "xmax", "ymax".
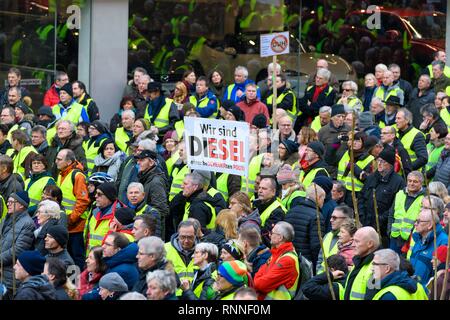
[
  {"xmin": 316, "ymin": 59, "xmax": 329, "ymax": 70},
  {"xmin": 353, "ymin": 226, "xmax": 379, "ymax": 257}
]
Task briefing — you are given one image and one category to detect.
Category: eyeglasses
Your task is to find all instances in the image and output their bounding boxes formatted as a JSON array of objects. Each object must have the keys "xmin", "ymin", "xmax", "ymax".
[
  {"xmin": 103, "ymin": 242, "xmax": 114, "ymax": 247},
  {"xmin": 95, "ymin": 192, "xmax": 105, "ymax": 197},
  {"xmin": 372, "ymin": 262, "xmax": 388, "ymax": 266},
  {"xmin": 179, "ymin": 235, "xmax": 195, "ymax": 241},
  {"xmin": 330, "ymin": 215, "xmax": 346, "ymax": 220},
  {"xmin": 414, "ymin": 219, "xmax": 430, "ymax": 224},
  {"xmin": 342, "ymin": 88, "xmax": 352, "ymax": 92},
  {"xmin": 7, "ymin": 200, "xmax": 16, "ymax": 204},
  {"xmin": 137, "ymin": 251, "xmax": 153, "ymax": 256}
]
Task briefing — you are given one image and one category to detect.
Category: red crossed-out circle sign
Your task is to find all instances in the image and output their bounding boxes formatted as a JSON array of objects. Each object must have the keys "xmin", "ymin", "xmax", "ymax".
[{"xmin": 270, "ymin": 34, "xmax": 288, "ymax": 53}]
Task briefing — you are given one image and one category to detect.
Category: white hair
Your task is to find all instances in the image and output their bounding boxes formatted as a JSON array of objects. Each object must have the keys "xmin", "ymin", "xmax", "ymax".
[
  {"xmin": 374, "ymin": 249, "xmax": 400, "ymax": 271},
  {"xmin": 319, "ymin": 106, "xmax": 332, "ymax": 114},
  {"xmin": 316, "ymin": 68, "xmax": 331, "ymax": 81},
  {"xmin": 38, "ymin": 200, "xmax": 61, "ymax": 219},
  {"xmin": 375, "ymin": 63, "xmax": 388, "ymax": 72},
  {"xmin": 275, "ymin": 221, "xmax": 295, "ymax": 242},
  {"xmin": 342, "ymin": 81, "xmax": 358, "ymax": 94},
  {"xmin": 119, "ymin": 292, "xmax": 147, "ymax": 300},
  {"xmin": 235, "ymin": 66, "xmax": 248, "ymax": 79},
  {"xmin": 306, "ymin": 183, "xmax": 325, "ymax": 202},
  {"xmin": 268, "ymin": 62, "xmax": 281, "ymax": 73},
  {"xmin": 138, "ymin": 236, "xmax": 166, "ymax": 261},
  {"xmin": 122, "ymin": 109, "xmax": 135, "ymax": 120},
  {"xmin": 146, "ymin": 270, "xmax": 177, "ymax": 295},
  {"xmin": 127, "ymin": 182, "xmax": 145, "ymax": 194},
  {"xmin": 138, "ymin": 138, "xmax": 157, "ymax": 152}
]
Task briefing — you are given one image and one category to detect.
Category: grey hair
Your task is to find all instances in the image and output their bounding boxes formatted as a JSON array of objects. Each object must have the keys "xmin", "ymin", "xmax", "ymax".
[
  {"xmin": 423, "ymin": 195, "xmax": 445, "ymax": 220},
  {"xmin": 141, "ymin": 74, "xmax": 152, "ymax": 83},
  {"xmin": 419, "ymin": 74, "xmax": 431, "ymax": 86},
  {"xmin": 127, "ymin": 182, "xmax": 145, "ymax": 194},
  {"xmin": 432, "ymin": 60, "xmax": 445, "ymax": 70},
  {"xmin": 195, "ymin": 242, "xmax": 218, "ymax": 261},
  {"xmin": 374, "ymin": 249, "xmax": 400, "ymax": 271},
  {"xmin": 398, "ymin": 108, "xmax": 413, "ymax": 124},
  {"xmin": 358, "ymin": 226, "xmax": 380, "ymax": 249},
  {"xmin": 32, "ymin": 125, "xmax": 47, "ymax": 137},
  {"xmin": 365, "ymin": 73, "xmax": 376, "ymax": 81},
  {"xmin": 342, "ymin": 81, "xmax": 358, "ymax": 94},
  {"xmin": 178, "ymin": 220, "xmax": 199, "ymax": 235},
  {"xmin": 375, "ymin": 63, "xmax": 388, "ymax": 72},
  {"xmin": 235, "ymin": 66, "xmax": 248, "ymax": 79},
  {"xmin": 138, "ymin": 139, "xmax": 156, "ymax": 152},
  {"xmin": 267, "ymin": 62, "xmax": 281, "ymax": 73},
  {"xmin": 317, "ymin": 68, "xmax": 331, "ymax": 81},
  {"xmin": 275, "ymin": 221, "xmax": 295, "ymax": 242},
  {"xmin": 61, "ymin": 149, "xmax": 76, "ymax": 162},
  {"xmin": 138, "ymin": 236, "xmax": 166, "ymax": 261},
  {"xmin": 56, "ymin": 119, "xmax": 76, "ymax": 133},
  {"xmin": 319, "ymin": 106, "xmax": 332, "ymax": 114},
  {"xmin": 429, "ymin": 181, "xmax": 449, "ymax": 200},
  {"xmin": 407, "ymin": 171, "xmax": 424, "ymax": 184},
  {"xmin": 186, "ymin": 172, "xmax": 206, "ymax": 188},
  {"xmin": 119, "ymin": 292, "xmax": 147, "ymax": 300},
  {"xmin": 122, "ymin": 109, "xmax": 135, "ymax": 120},
  {"xmin": 306, "ymin": 183, "xmax": 325, "ymax": 202},
  {"xmin": 9, "ymin": 86, "xmax": 21, "ymax": 98},
  {"xmin": 38, "ymin": 200, "xmax": 61, "ymax": 219},
  {"xmin": 146, "ymin": 270, "xmax": 177, "ymax": 295},
  {"xmin": 371, "ymin": 97, "xmax": 385, "ymax": 108}
]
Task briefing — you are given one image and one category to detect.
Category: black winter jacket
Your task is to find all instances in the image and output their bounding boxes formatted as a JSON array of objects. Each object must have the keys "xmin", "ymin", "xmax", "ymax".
[
  {"xmin": 253, "ymin": 197, "xmax": 286, "ymax": 247},
  {"xmin": 284, "ymin": 197, "xmax": 324, "ymax": 267},
  {"xmin": 14, "ymin": 275, "xmax": 57, "ymax": 300},
  {"xmin": 397, "ymin": 125, "xmax": 428, "ymax": 170},
  {"xmin": 302, "ymin": 271, "xmax": 347, "ymax": 300}
]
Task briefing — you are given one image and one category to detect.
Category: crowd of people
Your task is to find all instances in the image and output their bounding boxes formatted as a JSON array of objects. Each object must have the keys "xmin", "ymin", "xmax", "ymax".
[{"xmin": 0, "ymin": 47, "xmax": 450, "ymax": 301}]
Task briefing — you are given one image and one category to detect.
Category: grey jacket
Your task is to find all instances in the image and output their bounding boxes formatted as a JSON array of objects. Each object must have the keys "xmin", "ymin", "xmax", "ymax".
[
  {"xmin": 430, "ymin": 149, "xmax": 450, "ymax": 193},
  {"xmin": 0, "ymin": 210, "xmax": 35, "ymax": 291},
  {"xmin": 0, "ymin": 173, "xmax": 24, "ymax": 201},
  {"xmin": 93, "ymin": 151, "xmax": 126, "ymax": 181}
]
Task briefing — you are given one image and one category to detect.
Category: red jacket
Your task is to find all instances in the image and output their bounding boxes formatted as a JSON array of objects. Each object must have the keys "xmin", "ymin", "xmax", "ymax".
[
  {"xmin": 236, "ymin": 98, "xmax": 270, "ymax": 125},
  {"xmin": 253, "ymin": 242, "xmax": 299, "ymax": 300},
  {"xmin": 78, "ymin": 269, "xmax": 102, "ymax": 298},
  {"xmin": 43, "ymin": 84, "xmax": 60, "ymax": 107}
]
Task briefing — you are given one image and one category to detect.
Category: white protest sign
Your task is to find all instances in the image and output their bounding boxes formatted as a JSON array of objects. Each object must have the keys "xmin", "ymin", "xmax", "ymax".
[
  {"xmin": 184, "ymin": 118, "xmax": 249, "ymax": 177},
  {"xmin": 260, "ymin": 31, "xmax": 289, "ymax": 57}
]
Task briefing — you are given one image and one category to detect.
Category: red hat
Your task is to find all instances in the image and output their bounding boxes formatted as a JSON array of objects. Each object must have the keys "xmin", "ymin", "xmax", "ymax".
[{"xmin": 434, "ymin": 245, "xmax": 448, "ymax": 264}]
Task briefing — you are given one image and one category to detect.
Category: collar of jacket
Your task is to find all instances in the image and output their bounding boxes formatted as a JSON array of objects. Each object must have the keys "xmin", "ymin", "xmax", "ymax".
[
  {"xmin": 59, "ymin": 160, "xmax": 82, "ymax": 178},
  {"xmin": 398, "ymin": 124, "xmax": 413, "ymax": 137},
  {"xmin": 137, "ymin": 163, "xmax": 158, "ymax": 181},
  {"xmin": 352, "ymin": 251, "xmax": 375, "ymax": 269},
  {"xmin": 270, "ymin": 241, "xmax": 295, "ymax": 259},
  {"xmin": 243, "ymin": 97, "xmax": 260, "ymax": 106},
  {"xmin": 405, "ymin": 187, "xmax": 425, "ymax": 198},
  {"xmin": 257, "ymin": 196, "xmax": 277, "ymax": 212},
  {"xmin": 378, "ymin": 168, "xmax": 395, "ymax": 182},
  {"xmin": 28, "ymin": 171, "xmax": 52, "ymax": 182},
  {"xmin": 186, "ymin": 188, "xmax": 205, "ymax": 202}
]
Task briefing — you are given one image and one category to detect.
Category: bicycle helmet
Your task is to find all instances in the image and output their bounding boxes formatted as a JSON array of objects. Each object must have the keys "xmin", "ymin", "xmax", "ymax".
[{"xmin": 87, "ymin": 172, "xmax": 114, "ymax": 187}]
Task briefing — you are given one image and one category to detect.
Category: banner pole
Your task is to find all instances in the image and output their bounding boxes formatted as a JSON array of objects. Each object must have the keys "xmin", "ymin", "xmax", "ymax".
[{"xmin": 272, "ymin": 55, "xmax": 278, "ymax": 133}]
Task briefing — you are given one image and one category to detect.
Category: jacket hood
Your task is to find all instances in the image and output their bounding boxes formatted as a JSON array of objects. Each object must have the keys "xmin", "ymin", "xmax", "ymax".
[
  {"xmin": 380, "ymin": 271, "xmax": 418, "ymax": 294},
  {"xmin": 20, "ymin": 275, "xmax": 57, "ymax": 299},
  {"xmin": 297, "ymin": 197, "xmax": 318, "ymax": 210},
  {"xmin": 170, "ymin": 232, "xmax": 197, "ymax": 257},
  {"xmin": 238, "ymin": 208, "xmax": 261, "ymax": 228},
  {"xmin": 94, "ymin": 151, "xmax": 125, "ymax": 166},
  {"xmin": 51, "ymin": 132, "xmax": 83, "ymax": 148},
  {"xmin": 104, "ymin": 242, "xmax": 138, "ymax": 268}
]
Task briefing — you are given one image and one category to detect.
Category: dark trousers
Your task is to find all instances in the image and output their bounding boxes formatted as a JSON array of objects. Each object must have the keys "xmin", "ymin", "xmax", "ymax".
[
  {"xmin": 389, "ymin": 237, "xmax": 406, "ymax": 255},
  {"xmin": 68, "ymin": 232, "xmax": 86, "ymax": 271}
]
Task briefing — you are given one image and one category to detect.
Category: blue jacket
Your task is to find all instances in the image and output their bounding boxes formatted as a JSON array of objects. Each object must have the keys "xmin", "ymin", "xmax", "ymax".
[
  {"xmin": 246, "ymin": 244, "xmax": 271, "ymax": 278},
  {"xmin": 192, "ymin": 90, "xmax": 219, "ymax": 118},
  {"xmin": 410, "ymin": 224, "xmax": 448, "ymax": 285},
  {"xmin": 223, "ymin": 79, "xmax": 261, "ymax": 103},
  {"xmin": 366, "ymin": 271, "xmax": 426, "ymax": 300},
  {"xmin": 104, "ymin": 242, "xmax": 139, "ymax": 290},
  {"xmin": 321, "ymin": 197, "xmax": 337, "ymax": 233}
]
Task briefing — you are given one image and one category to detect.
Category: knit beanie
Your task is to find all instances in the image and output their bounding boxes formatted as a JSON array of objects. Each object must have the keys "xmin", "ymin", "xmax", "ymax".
[
  {"xmin": 331, "ymin": 104, "xmax": 346, "ymax": 117},
  {"xmin": 115, "ymin": 207, "xmax": 136, "ymax": 226},
  {"xmin": 280, "ymin": 139, "xmax": 299, "ymax": 155},
  {"xmin": 37, "ymin": 106, "xmax": 55, "ymax": 118},
  {"xmin": 307, "ymin": 141, "xmax": 325, "ymax": 159},
  {"xmin": 358, "ymin": 111, "xmax": 373, "ymax": 129},
  {"xmin": 276, "ymin": 164, "xmax": 298, "ymax": 185},
  {"xmin": 97, "ymin": 182, "xmax": 117, "ymax": 202},
  {"xmin": 222, "ymin": 241, "xmax": 243, "ymax": 261},
  {"xmin": 90, "ymin": 120, "xmax": 108, "ymax": 135},
  {"xmin": 227, "ymin": 105, "xmax": 245, "ymax": 121},
  {"xmin": 10, "ymin": 191, "xmax": 30, "ymax": 208},
  {"xmin": 378, "ymin": 146, "xmax": 396, "ymax": 166},
  {"xmin": 46, "ymin": 224, "xmax": 69, "ymax": 248},
  {"xmin": 313, "ymin": 176, "xmax": 333, "ymax": 194},
  {"xmin": 434, "ymin": 245, "xmax": 448, "ymax": 264},
  {"xmin": 163, "ymin": 130, "xmax": 179, "ymax": 144},
  {"xmin": 60, "ymin": 83, "xmax": 73, "ymax": 97},
  {"xmin": 221, "ymin": 100, "xmax": 235, "ymax": 112},
  {"xmin": 252, "ymin": 113, "xmax": 267, "ymax": 129},
  {"xmin": 218, "ymin": 260, "xmax": 248, "ymax": 286},
  {"xmin": 18, "ymin": 250, "xmax": 46, "ymax": 276},
  {"xmin": 99, "ymin": 272, "xmax": 128, "ymax": 292}
]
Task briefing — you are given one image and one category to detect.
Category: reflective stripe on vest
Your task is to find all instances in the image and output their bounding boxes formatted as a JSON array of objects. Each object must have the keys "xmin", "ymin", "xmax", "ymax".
[
  {"xmin": 144, "ymin": 98, "xmax": 174, "ymax": 128},
  {"xmin": 372, "ymin": 283, "xmax": 428, "ymax": 300},
  {"xmin": 337, "ymin": 152, "xmax": 374, "ymax": 192},
  {"xmin": 319, "ymin": 232, "xmax": 339, "ymax": 273},
  {"xmin": 241, "ymin": 153, "xmax": 264, "ymax": 193},
  {"xmin": 189, "ymin": 95, "xmax": 218, "ymax": 119},
  {"xmin": 260, "ymin": 200, "xmax": 286, "ymax": 227},
  {"xmin": 265, "ymin": 251, "xmax": 299, "ymax": 300},
  {"xmin": 399, "ymin": 127, "xmax": 424, "ymax": 164},
  {"xmin": 25, "ymin": 176, "xmax": 53, "ymax": 207},
  {"xmin": 299, "ymin": 167, "xmax": 329, "ymax": 189},
  {"xmin": 344, "ymin": 261, "xmax": 373, "ymax": 300},
  {"xmin": 12, "ymin": 146, "xmax": 37, "ymax": 179},
  {"xmin": 169, "ymin": 164, "xmax": 190, "ymax": 201},
  {"xmin": 57, "ymin": 169, "xmax": 87, "ymax": 218},
  {"xmin": 115, "ymin": 127, "xmax": 131, "ymax": 153},
  {"xmin": 183, "ymin": 200, "xmax": 216, "ymax": 230},
  {"xmin": 390, "ymin": 191, "xmax": 423, "ymax": 241},
  {"xmin": 165, "ymin": 242, "xmax": 196, "ymax": 296}
]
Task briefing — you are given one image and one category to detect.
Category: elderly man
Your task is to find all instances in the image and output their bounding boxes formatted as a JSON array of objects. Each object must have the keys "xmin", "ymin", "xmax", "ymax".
[
  {"xmin": 266, "ymin": 73, "xmax": 298, "ymax": 122},
  {"xmin": 407, "ymin": 75, "xmax": 435, "ymax": 128},
  {"xmin": 367, "ymin": 249, "xmax": 428, "ymax": 300},
  {"xmin": 170, "ymin": 171, "xmax": 218, "ymax": 232},
  {"xmin": 380, "ymin": 125, "xmax": 412, "ymax": 176},
  {"xmin": 337, "ymin": 81, "xmax": 363, "ymax": 112},
  {"xmin": 396, "ymin": 108, "xmax": 428, "ymax": 171},
  {"xmin": 409, "ymin": 208, "xmax": 448, "ymax": 285},
  {"xmin": 358, "ymin": 147, "xmax": 405, "ymax": 244},
  {"xmin": 427, "ymin": 132, "xmax": 450, "ymax": 192},
  {"xmin": 31, "ymin": 125, "xmax": 49, "ymax": 157},
  {"xmin": 299, "ymin": 68, "xmax": 337, "ymax": 127},
  {"xmin": 254, "ymin": 221, "xmax": 300, "ymax": 300},
  {"xmin": 306, "ymin": 58, "xmax": 340, "ymax": 92},
  {"xmin": 424, "ymin": 50, "xmax": 450, "ymax": 78},
  {"xmin": 134, "ymin": 74, "xmax": 152, "ymax": 115},
  {"xmin": 419, "ymin": 104, "xmax": 447, "ymax": 142},
  {"xmin": 389, "ymin": 64, "xmax": 413, "ymax": 105},
  {"xmin": 318, "ymin": 104, "xmax": 350, "ymax": 176},
  {"xmin": 370, "ymin": 97, "xmax": 386, "ymax": 127},
  {"xmin": 0, "ymin": 155, "xmax": 23, "ymax": 200},
  {"xmin": 55, "ymin": 149, "xmax": 90, "ymax": 269},
  {"xmin": 164, "ymin": 220, "xmax": 198, "ymax": 296},
  {"xmin": 431, "ymin": 61, "xmax": 450, "ymax": 94},
  {"xmin": 0, "ymin": 68, "xmax": 30, "ymax": 107},
  {"xmin": 114, "ymin": 109, "xmax": 134, "ymax": 153},
  {"xmin": 223, "ymin": 66, "xmax": 261, "ymax": 103},
  {"xmin": 285, "ymin": 184, "xmax": 324, "ymax": 267},
  {"xmin": 388, "ymin": 171, "xmax": 425, "ymax": 253},
  {"xmin": 316, "ymin": 205, "xmax": 354, "ymax": 273},
  {"xmin": 2, "ymin": 87, "xmax": 30, "ymax": 114},
  {"xmin": 146, "ymin": 269, "xmax": 178, "ymax": 300},
  {"xmin": 373, "ymin": 70, "xmax": 405, "ymax": 105},
  {"xmin": 274, "ymin": 116, "xmax": 296, "ymax": 143},
  {"xmin": 0, "ymin": 191, "xmax": 35, "ymax": 299},
  {"xmin": 257, "ymin": 62, "xmax": 281, "ymax": 99},
  {"xmin": 339, "ymin": 226, "xmax": 380, "ymax": 300},
  {"xmin": 253, "ymin": 177, "xmax": 286, "ymax": 246},
  {"xmin": 133, "ymin": 236, "xmax": 172, "ymax": 296},
  {"xmin": 311, "ymin": 106, "xmax": 331, "ymax": 133},
  {"xmin": 126, "ymin": 182, "xmax": 161, "ymax": 238}
]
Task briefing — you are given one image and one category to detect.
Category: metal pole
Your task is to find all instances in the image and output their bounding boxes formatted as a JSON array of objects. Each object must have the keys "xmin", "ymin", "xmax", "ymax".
[
  {"xmin": 272, "ymin": 55, "xmax": 278, "ymax": 133},
  {"xmin": 313, "ymin": 183, "xmax": 336, "ymax": 300}
]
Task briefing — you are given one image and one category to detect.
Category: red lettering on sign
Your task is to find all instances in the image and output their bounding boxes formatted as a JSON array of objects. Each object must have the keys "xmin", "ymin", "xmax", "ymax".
[
  {"xmin": 208, "ymin": 138, "xmax": 217, "ymax": 158},
  {"xmin": 270, "ymin": 34, "xmax": 288, "ymax": 53}
]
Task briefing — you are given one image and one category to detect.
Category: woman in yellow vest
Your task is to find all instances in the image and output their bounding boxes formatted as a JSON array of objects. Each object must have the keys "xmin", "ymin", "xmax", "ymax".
[
  {"xmin": 213, "ymin": 260, "xmax": 248, "ymax": 300},
  {"xmin": 9, "ymin": 129, "xmax": 38, "ymax": 180},
  {"xmin": 25, "ymin": 154, "xmax": 56, "ymax": 216},
  {"xmin": 162, "ymin": 130, "xmax": 180, "ymax": 176},
  {"xmin": 83, "ymin": 121, "xmax": 112, "ymax": 176},
  {"xmin": 180, "ymin": 242, "xmax": 218, "ymax": 300}
]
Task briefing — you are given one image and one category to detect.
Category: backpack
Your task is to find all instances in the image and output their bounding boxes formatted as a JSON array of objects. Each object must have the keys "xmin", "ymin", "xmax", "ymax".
[{"xmin": 294, "ymin": 252, "xmax": 314, "ymax": 300}]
